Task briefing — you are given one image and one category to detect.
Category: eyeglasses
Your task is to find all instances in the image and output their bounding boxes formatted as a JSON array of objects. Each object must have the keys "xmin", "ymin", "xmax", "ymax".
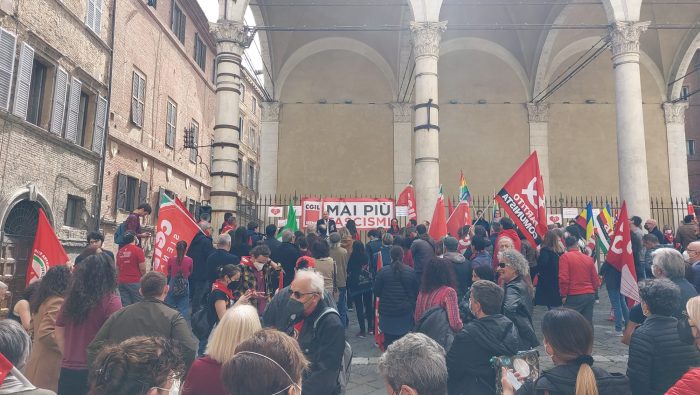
[
  {"xmin": 498, "ymin": 262, "xmax": 507, "ymax": 268},
  {"xmin": 290, "ymin": 290, "xmax": 318, "ymax": 299}
]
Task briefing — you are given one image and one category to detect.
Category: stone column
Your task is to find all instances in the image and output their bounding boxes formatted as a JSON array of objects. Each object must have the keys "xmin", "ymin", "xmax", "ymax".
[
  {"xmin": 527, "ymin": 103, "xmax": 550, "ymax": 194},
  {"xmin": 210, "ymin": 21, "xmax": 254, "ymax": 227},
  {"xmin": 392, "ymin": 102, "xmax": 413, "ymax": 197},
  {"xmin": 609, "ymin": 21, "xmax": 651, "ymax": 219},
  {"xmin": 411, "ymin": 21, "xmax": 446, "ymax": 222},
  {"xmin": 259, "ymin": 102, "xmax": 280, "ymax": 198},
  {"xmin": 664, "ymin": 102, "xmax": 690, "ymax": 200}
]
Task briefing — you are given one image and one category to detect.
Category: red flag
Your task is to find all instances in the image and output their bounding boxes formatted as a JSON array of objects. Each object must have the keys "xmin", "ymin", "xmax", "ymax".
[
  {"xmin": 689, "ymin": 201, "xmax": 696, "ymax": 220},
  {"xmin": 606, "ymin": 201, "xmax": 640, "ymax": 303},
  {"xmin": 26, "ymin": 209, "xmax": 69, "ymax": 285},
  {"xmin": 447, "ymin": 198, "xmax": 455, "ymax": 218},
  {"xmin": 375, "ymin": 252, "xmax": 384, "ymax": 351},
  {"xmin": 0, "ymin": 352, "xmax": 12, "ymax": 383},
  {"xmin": 175, "ymin": 197, "xmax": 195, "ymax": 221},
  {"xmin": 494, "ymin": 151, "xmax": 548, "ymax": 246},
  {"xmin": 396, "ymin": 184, "xmax": 417, "ymax": 221},
  {"xmin": 429, "ymin": 191, "xmax": 448, "ymax": 241},
  {"xmin": 447, "ymin": 202, "xmax": 471, "ymax": 237},
  {"xmin": 153, "ymin": 194, "xmax": 202, "ymax": 275}
]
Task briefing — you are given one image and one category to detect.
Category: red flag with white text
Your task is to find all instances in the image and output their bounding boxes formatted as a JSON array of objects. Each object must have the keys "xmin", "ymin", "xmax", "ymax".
[
  {"xmin": 26, "ymin": 208, "xmax": 69, "ymax": 285},
  {"xmin": 396, "ymin": 183, "xmax": 417, "ymax": 221},
  {"xmin": 606, "ymin": 201, "xmax": 640, "ymax": 303},
  {"xmin": 153, "ymin": 194, "xmax": 202, "ymax": 275},
  {"xmin": 494, "ymin": 151, "xmax": 548, "ymax": 246}
]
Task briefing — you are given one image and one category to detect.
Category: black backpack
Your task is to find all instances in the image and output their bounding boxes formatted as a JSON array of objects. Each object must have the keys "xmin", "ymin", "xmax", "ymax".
[
  {"xmin": 414, "ymin": 306, "xmax": 454, "ymax": 352},
  {"xmin": 170, "ymin": 259, "xmax": 188, "ymax": 297}
]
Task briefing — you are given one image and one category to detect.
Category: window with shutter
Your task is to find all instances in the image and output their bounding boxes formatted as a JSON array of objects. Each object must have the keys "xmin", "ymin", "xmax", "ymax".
[
  {"xmin": 12, "ymin": 43, "xmax": 34, "ymax": 120},
  {"xmin": 92, "ymin": 96, "xmax": 107, "ymax": 154},
  {"xmin": 86, "ymin": 0, "xmax": 95, "ymax": 32},
  {"xmin": 195, "ymin": 201, "xmax": 201, "ymax": 220},
  {"xmin": 93, "ymin": 0, "xmax": 103, "ymax": 35},
  {"xmin": 50, "ymin": 68, "xmax": 68, "ymax": 135},
  {"xmin": 0, "ymin": 29, "xmax": 16, "ymax": 111},
  {"xmin": 170, "ymin": 2, "xmax": 186, "ymax": 43},
  {"xmin": 139, "ymin": 180, "xmax": 148, "ymax": 205},
  {"xmin": 131, "ymin": 71, "xmax": 145, "ymax": 128},
  {"xmin": 238, "ymin": 116, "xmax": 244, "ymax": 141},
  {"xmin": 116, "ymin": 173, "xmax": 128, "ymax": 211},
  {"xmin": 194, "ymin": 34, "xmax": 206, "ymax": 71},
  {"xmin": 64, "ymin": 77, "xmax": 82, "ymax": 143},
  {"xmin": 165, "ymin": 99, "xmax": 176, "ymax": 148},
  {"xmin": 189, "ymin": 120, "xmax": 199, "ymax": 163}
]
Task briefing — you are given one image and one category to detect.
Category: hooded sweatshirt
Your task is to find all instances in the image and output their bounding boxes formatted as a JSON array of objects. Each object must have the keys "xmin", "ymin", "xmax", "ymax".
[{"xmin": 447, "ymin": 314, "xmax": 519, "ymax": 394}]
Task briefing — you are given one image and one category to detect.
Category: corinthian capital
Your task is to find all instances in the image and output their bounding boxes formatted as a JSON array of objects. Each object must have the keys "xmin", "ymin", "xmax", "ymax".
[
  {"xmin": 608, "ymin": 21, "xmax": 650, "ymax": 57},
  {"xmin": 410, "ymin": 21, "xmax": 447, "ymax": 58},
  {"xmin": 211, "ymin": 21, "xmax": 256, "ymax": 48},
  {"xmin": 262, "ymin": 102, "xmax": 281, "ymax": 122},
  {"xmin": 527, "ymin": 103, "xmax": 550, "ymax": 123},
  {"xmin": 663, "ymin": 102, "xmax": 688, "ymax": 125}
]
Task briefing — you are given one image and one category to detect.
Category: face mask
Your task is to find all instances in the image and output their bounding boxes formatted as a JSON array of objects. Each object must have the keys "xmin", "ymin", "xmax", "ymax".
[
  {"xmin": 683, "ymin": 250, "xmax": 690, "ymax": 262},
  {"xmin": 254, "ymin": 261, "xmax": 266, "ymax": 271},
  {"xmin": 287, "ymin": 297, "xmax": 306, "ymax": 321},
  {"xmin": 678, "ymin": 318, "xmax": 696, "ymax": 345},
  {"xmin": 228, "ymin": 280, "xmax": 240, "ymax": 291}
]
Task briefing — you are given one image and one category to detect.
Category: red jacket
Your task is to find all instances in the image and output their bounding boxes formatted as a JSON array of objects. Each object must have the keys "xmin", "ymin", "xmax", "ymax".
[
  {"xmin": 666, "ymin": 368, "xmax": 700, "ymax": 394},
  {"xmin": 558, "ymin": 249, "xmax": 600, "ymax": 297},
  {"xmin": 181, "ymin": 356, "xmax": 226, "ymax": 395}
]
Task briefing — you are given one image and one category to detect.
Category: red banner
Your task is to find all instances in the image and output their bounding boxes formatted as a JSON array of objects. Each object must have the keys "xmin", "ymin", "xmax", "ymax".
[
  {"xmin": 396, "ymin": 184, "xmax": 417, "ymax": 220},
  {"xmin": 494, "ymin": 151, "xmax": 548, "ymax": 246},
  {"xmin": 429, "ymin": 194, "xmax": 448, "ymax": 241},
  {"xmin": 302, "ymin": 198, "xmax": 395, "ymax": 231},
  {"xmin": 447, "ymin": 202, "xmax": 472, "ymax": 237},
  {"xmin": 153, "ymin": 194, "xmax": 201, "ymax": 274},
  {"xmin": 606, "ymin": 201, "xmax": 640, "ymax": 303},
  {"xmin": 26, "ymin": 208, "xmax": 69, "ymax": 285}
]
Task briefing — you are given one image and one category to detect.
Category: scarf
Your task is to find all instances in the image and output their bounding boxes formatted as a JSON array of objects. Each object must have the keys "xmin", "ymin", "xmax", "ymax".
[{"xmin": 212, "ymin": 280, "xmax": 233, "ymax": 300}]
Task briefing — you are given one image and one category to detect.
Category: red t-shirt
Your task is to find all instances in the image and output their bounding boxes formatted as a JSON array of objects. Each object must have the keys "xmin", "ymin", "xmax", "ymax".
[
  {"xmin": 166, "ymin": 256, "xmax": 193, "ymax": 279},
  {"xmin": 116, "ymin": 244, "xmax": 145, "ymax": 284}
]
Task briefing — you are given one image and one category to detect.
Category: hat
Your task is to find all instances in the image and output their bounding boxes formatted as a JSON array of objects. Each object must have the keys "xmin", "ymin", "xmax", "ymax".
[{"xmin": 443, "ymin": 236, "xmax": 458, "ymax": 251}]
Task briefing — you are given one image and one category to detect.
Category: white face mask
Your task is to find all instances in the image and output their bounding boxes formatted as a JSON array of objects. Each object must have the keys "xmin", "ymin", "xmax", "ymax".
[{"xmin": 254, "ymin": 261, "xmax": 266, "ymax": 271}]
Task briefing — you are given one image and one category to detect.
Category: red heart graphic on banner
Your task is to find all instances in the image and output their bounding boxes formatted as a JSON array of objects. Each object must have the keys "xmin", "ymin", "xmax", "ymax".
[
  {"xmin": 271, "ymin": 208, "xmax": 281, "ymax": 215},
  {"xmin": 549, "ymin": 215, "xmax": 561, "ymax": 223}
]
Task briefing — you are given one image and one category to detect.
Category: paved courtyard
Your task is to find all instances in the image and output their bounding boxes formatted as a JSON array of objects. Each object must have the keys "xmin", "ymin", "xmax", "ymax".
[{"xmin": 345, "ymin": 287, "xmax": 629, "ymax": 395}]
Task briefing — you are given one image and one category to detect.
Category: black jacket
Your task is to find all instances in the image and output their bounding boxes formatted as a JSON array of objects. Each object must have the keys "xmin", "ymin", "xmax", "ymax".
[
  {"xmin": 534, "ymin": 248, "xmax": 562, "ymax": 307},
  {"xmin": 263, "ymin": 237, "xmax": 282, "ymax": 256},
  {"xmin": 373, "ymin": 264, "xmax": 418, "ymax": 317},
  {"xmin": 298, "ymin": 300, "xmax": 346, "ymax": 395},
  {"xmin": 410, "ymin": 238, "xmax": 435, "ymax": 276},
  {"xmin": 444, "ymin": 251, "xmax": 471, "ymax": 300},
  {"xmin": 524, "ymin": 364, "xmax": 630, "ymax": 395},
  {"xmin": 205, "ymin": 249, "xmax": 240, "ymax": 284},
  {"xmin": 447, "ymin": 314, "xmax": 519, "ymax": 394},
  {"xmin": 187, "ymin": 232, "xmax": 214, "ymax": 281},
  {"xmin": 316, "ymin": 219, "xmax": 337, "ymax": 237},
  {"xmin": 627, "ymin": 315, "xmax": 700, "ymax": 395},
  {"xmin": 503, "ymin": 276, "xmax": 539, "ymax": 350},
  {"xmin": 414, "ymin": 306, "xmax": 454, "ymax": 352},
  {"xmin": 271, "ymin": 242, "xmax": 302, "ymax": 287}
]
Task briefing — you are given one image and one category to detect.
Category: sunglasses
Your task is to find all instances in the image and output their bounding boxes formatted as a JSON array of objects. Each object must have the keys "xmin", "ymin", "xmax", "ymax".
[{"xmin": 498, "ymin": 262, "xmax": 507, "ymax": 268}]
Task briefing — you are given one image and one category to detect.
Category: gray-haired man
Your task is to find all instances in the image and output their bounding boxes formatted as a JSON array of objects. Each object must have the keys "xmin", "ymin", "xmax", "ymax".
[{"xmin": 379, "ymin": 332, "xmax": 448, "ymax": 395}]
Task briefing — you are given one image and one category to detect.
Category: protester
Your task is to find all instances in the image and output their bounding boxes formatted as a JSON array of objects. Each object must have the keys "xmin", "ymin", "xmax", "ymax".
[
  {"xmin": 373, "ymin": 246, "xmax": 419, "ymax": 348},
  {"xmin": 8, "ymin": 281, "xmax": 40, "ymax": 331},
  {"xmin": 296, "ymin": 236, "xmax": 310, "ymax": 257},
  {"xmin": 85, "ymin": 231, "xmax": 114, "ymax": 262},
  {"xmin": 221, "ymin": 329, "xmax": 308, "ymax": 395},
  {"xmin": 534, "ymin": 229, "xmax": 565, "ymax": 309},
  {"xmin": 414, "ymin": 258, "xmax": 463, "ymax": 350},
  {"xmin": 182, "ymin": 305, "xmax": 261, "ymax": 395},
  {"xmin": 24, "ymin": 266, "xmax": 71, "ymax": 392},
  {"xmin": 627, "ymin": 279, "xmax": 700, "ymax": 394},
  {"xmin": 630, "ymin": 216, "xmax": 645, "ymax": 279},
  {"xmin": 164, "ymin": 240, "xmax": 194, "ymax": 320},
  {"xmin": 469, "ymin": 235, "xmax": 492, "ymax": 268},
  {"xmin": 502, "ymin": 308, "xmax": 630, "ymax": 395},
  {"xmin": 600, "ymin": 258, "xmax": 630, "ymax": 337},
  {"xmin": 447, "ymin": 280, "xmax": 518, "ymax": 394},
  {"xmin": 472, "ymin": 264, "xmax": 495, "ymax": 283},
  {"xmin": 644, "ymin": 219, "xmax": 665, "ymax": 246},
  {"xmin": 246, "ymin": 221, "xmax": 263, "ymax": 246},
  {"xmin": 689, "ymin": 240, "xmax": 700, "ymax": 293},
  {"xmin": 188, "ymin": 220, "xmax": 215, "ymax": 312},
  {"xmin": 55, "ymin": 254, "xmax": 121, "ymax": 395},
  {"xmin": 119, "ymin": 203, "xmax": 152, "ymax": 248},
  {"xmin": 115, "ymin": 232, "xmax": 146, "ymax": 307},
  {"xmin": 410, "ymin": 236, "xmax": 435, "ymax": 286},
  {"xmin": 442, "ymin": 236, "xmax": 471, "ymax": 300},
  {"xmin": 623, "ymin": 248, "xmax": 698, "ymax": 344},
  {"xmin": 311, "ymin": 240, "xmax": 337, "ymax": 296},
  {"xmin": 247, "ymin": 244, "xmax": 282, "ymax": 315},
  {"xmin": 0, "ymin": 319, "xmax": 56, "ymax": 395},
  {"xmin": 339, "ymin": 227, "xmax": 355, "ymax": 255},
  {"xmin": 219, "ymin": 212, "xmax": 236, "ymax": 234},
  {"xmin": 472, "ymin": 209, "xmax": 490, "ymax": 234},
  {"xmin": 348, "ymin": 240, "xmax": 374, "ymax": 336},
  {"xmin": 378, "ymin": 332, "xmax": 448, "ymax": 395},
  {"xmin": 498, "ymin": 249, "xmax": 539, "ymax": 350},
  {"xmin": 558, "ymin": 235, "xmax": 600, "ymax": 326},
  {"xmin": 271, "ymin": 230, "xmax": 302, "ymax": 287},
  {"xmin": 230, "ymin": 227, "xmax": 251, "ymax": 257},
  {"xmin": 288, "ymin": 269, "xmax": 345, "ymax": 395},
  {"xmin": 329, "ymin": 232, "xmax": 349, "ymax": 327},
  {"xmin": 642, "ymin": 234, "xmax": 661, "ymax": 278},
  {"xmin": 388, "ymin": 218, "xmax": 401, "ymax": 236},
  {"xmin": 345, "ymin": 219, "xmax": 360, "ymax": 241},
  {"xmin": 263, "ymin": 224, "xmax": 281, "ymax": 253},
  {"xmin": 675, "ymin": 215, "xmax": 697, "ymax": 252},
  {"xmin": 88, "ymin": 336, "xmax": 185, "ymax": 395},
  {"xmin": 490, "ymin": 221, "xmax": 502, "ymax": 247},
  {"xmin": 493, "ymin": 218, "xmax": 521, "ymax": 267},
  {"xmin": 205, "ymin": 234, "xmax": 240, "ymax": 287},
  {"xmin": 666, "ymin": 296, "xmax": 700, "ymax": 393},
  {"xmin": 316, "ymin": 211, "xmax": 337, "ymax": 238},
  {"xmin": 87, "ymin": 272, "xmax": 197, "ymax": 369}
]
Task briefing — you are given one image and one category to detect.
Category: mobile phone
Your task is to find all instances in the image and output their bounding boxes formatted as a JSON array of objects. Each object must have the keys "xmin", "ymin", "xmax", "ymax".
[{"xmin": 506, "ymin": 370, "xmax": 522, "ymax": 391}]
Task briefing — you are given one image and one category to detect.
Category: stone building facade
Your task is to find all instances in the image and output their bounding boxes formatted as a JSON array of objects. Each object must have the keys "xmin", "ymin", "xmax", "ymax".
[
  {"xmin": 237, "ymin": 66, "xmax": 264, "ymax": 224},
  {"xmin": 99, "ymin": 0, "xmax": 216, "ymax": 252},
  {"xmin": 684, "ymin": 51, "xmax": 700, "ymax": 202},
  {"xmin": 0, "ymin": 0, "xmax": 112, "ymax": 305}
]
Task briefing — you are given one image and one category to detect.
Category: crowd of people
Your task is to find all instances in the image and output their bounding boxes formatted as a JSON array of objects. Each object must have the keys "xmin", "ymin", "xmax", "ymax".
[{"xmin": 2, "ymin": 205, "xmax": 700, "ymax": 395}]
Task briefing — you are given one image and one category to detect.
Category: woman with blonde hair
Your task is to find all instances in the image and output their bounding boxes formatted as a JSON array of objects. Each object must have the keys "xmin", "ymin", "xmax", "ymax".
[
  {"xmin": 182, "ymin": 305, "xmax": 262, "ymax": 395},
  {"xmin": 667, "ymin": 296, "xmax": 700, "ymax": 393},
  {"xmin": 503, "ymin": 308, "xmax": 629, "ymax": 395}
]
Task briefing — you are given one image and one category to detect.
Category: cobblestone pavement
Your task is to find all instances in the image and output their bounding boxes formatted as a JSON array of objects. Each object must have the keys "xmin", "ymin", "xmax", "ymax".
[{"xmin": 345, "ymin": 287, "xmax": 629, "ymax": 395}]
